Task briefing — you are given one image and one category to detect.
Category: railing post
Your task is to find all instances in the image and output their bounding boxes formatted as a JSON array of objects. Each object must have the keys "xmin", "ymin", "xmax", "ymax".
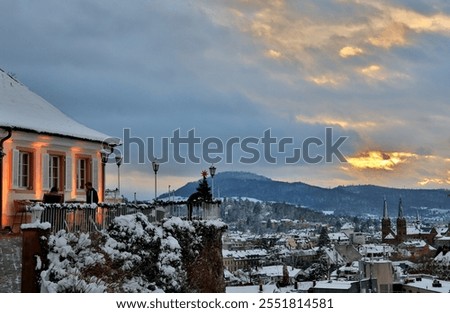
[{"xmin": 21, "ymin": 223, "xmax": 50, "ymax": 293}]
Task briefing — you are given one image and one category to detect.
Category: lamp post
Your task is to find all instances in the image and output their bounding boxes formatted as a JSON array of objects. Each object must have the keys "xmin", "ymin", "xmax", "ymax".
[
  {"xmin": 152, "ymin": 159, "xmax": 160, "ymax": 202},
  {"xmin": 209, "ymin": 164, "xmax": 216, "ymax": 200},
  {"xmin": 100, "ymin": 149, "xmax": 110, "ymax": 203},
  {"xmin": 115, "ymin": 155, "xmax": 122, "ymax": 202}
]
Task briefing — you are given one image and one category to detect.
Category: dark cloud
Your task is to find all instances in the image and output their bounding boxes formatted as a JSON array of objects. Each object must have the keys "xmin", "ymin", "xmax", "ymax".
[{"xmin": 1, "ymin": 0, "xmax": 449, "ymax": 195}]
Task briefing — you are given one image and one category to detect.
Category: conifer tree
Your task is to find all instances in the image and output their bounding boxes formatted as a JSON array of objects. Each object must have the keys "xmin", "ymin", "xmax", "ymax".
[
  {"xmin": 196, "ymin": 170, "xmax": 212, "ymax": 201},
  {"xmin": 318, "ymin": 226, "xmax": 331, "ymax": 248}
]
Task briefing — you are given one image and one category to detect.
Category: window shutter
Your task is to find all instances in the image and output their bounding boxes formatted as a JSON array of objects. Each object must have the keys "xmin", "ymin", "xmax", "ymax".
[
  {"xmin": 92, "ymin": 157, "xmax": 98, "ymax": 190},
  {"xmin": 12, "ymin": 149, "xmax": 19, "ymax": 188},
  {"xmin": 42, "ymin": 153, "xmax": 50, "ymax": 191},
  {"xmin": 65, "ymin": 156, "xmax": 72, "ymax": 191}
]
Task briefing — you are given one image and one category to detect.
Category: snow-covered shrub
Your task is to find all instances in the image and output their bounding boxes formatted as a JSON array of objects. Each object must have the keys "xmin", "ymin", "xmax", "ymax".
[
  {"xmin": 41, "ymin": 230, "xmax": 107, "ymax": 293},
  {"xmin": 105, "ymin": 212, "xmax": 161, "ymax": 291},
  {"xmin": 40, "ymin": 214, "xmax": 227, "ymax": 293}
]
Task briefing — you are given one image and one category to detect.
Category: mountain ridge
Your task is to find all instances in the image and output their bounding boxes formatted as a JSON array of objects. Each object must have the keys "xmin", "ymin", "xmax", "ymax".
[{"xmin": 164, "ymin": 171, "xmax": 449, "ymax": 217}]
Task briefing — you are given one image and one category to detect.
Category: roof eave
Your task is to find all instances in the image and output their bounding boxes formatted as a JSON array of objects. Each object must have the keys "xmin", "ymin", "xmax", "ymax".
[{"xmin": 1, "ymin": 125, "xmax": 107, "ymax": 144}]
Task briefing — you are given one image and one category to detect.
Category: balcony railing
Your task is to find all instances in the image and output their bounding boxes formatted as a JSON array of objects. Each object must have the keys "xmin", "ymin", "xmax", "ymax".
[
  {"xmin": 25, "ymin": 199, "xmax": 222, "ymax": 234},
  {"xmin": 30, "ymin": 202, "xmax": 156, "ymax": 233}
]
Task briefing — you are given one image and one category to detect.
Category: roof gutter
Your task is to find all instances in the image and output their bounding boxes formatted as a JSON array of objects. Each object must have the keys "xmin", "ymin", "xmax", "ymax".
[
  {"xmin": 0, "ymin": 127, "xmax": 12, "ymax": 230},
  {"xmin": 0, "ymin": 125, "xmax": 107, "ymax": 144}
]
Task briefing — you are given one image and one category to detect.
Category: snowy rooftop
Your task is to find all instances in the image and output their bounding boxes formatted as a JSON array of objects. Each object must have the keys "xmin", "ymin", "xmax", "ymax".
[
  {"xmin": 226, "ymin": 282, "xmax": 312, "ymax": 293},
  {"xmin": 399, "ymin": 240, "xmax": 429, "ymax": 248},
  {"xmin": 434, "ymin": 227, "xmax": 449, "ymax": 236},
  {"xmin": 434, "ymin": 251, "xmax": 450, "ymax": 266},
  {"xmin": 404, "ymin": 277, "xmax": 450, "ymax": 293},
  {"xmin": 406, "ymin": 226, "xmax": 429, "ymax": 235},
  {"xmin": 328, "ymin": 232, "xmax": 349, "ymax": 241},
  {"xmin": 359, "ymin": 244, "xmax": 394, "ymax": 255},
  {"xmin": 313, "ymin": 280, "xmax": 352, "ymax": 290},
  {"xmin": 0, "ymin": 69, "xmax": 109, "ymax": 142},
  {"xmin": 222, "ymin": 249, "xmax": 268, "ymax": 259},
  {"xmin": 255, "ymin": 265, "xmax": 303, "ymax": 278},
  {"xmin": 341, "ymin": 222, "xmax": 354, "ymax": 230}
]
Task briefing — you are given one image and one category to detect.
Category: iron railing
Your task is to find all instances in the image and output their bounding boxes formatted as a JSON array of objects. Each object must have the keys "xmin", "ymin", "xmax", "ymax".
[{"xmin": 33, "ymin": 202, "xmax": 156, "ymax": 233}]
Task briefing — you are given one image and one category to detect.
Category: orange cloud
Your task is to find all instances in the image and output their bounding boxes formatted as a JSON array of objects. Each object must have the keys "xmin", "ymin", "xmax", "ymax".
[
  {"xmin": 346, "ymin": 151, "xmax": 417, "ymax": 171},
  {"xmin": 308, "ymin": 75, "xmax": 345, "ymax": 87},
  {"xmin": 295, "ymin": 114, "xmax": 377, "ymax": 130},
  {"xmin": 339, "ymin": 46, "xmax": 363, "ymax": 58},
  {"xmin": 417, "ymin": 177, "xmax": 450, "ymax": 186},
  {"xmin": 265, "ymin": 49, "xmax": 282, "ymax": 59},
  {"xmin": 368, "ymin": 22, "xmax": 408, "ymax": 48}
]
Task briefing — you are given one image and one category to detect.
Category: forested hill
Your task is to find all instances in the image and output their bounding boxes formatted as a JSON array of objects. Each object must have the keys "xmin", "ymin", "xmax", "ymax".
[{"xmin": 169, "ymin": 171, "xmax": 449, "ymax": 217}]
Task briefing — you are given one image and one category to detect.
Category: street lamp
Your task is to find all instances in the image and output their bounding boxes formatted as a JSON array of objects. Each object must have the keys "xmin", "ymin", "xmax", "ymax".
[
  {"xmin": 100, "ymin": 149, "xmax": 110, "ymax": 202},
  {"xmin": 115, "ymin": 155, "xmax": 123, "ymax": 202},
  {"xmin": 209, "ymin": 164, "xmax": 216, "ymax": 200},
  {"xmin": 152, "ymin": 159, "xmax": 160, "ymax": 202}
]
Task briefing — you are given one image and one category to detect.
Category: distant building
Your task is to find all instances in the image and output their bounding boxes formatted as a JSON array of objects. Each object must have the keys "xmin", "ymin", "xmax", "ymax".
[
  {"xmin": 381, "ymin": 197, "xmax": 437, "ymax": 245},
  {"xmin": 328, "ymin": 232, "xmax": 350, "ymax": 245},
  {"xmin": 398, "ymin": 276, "xmax": 450, "ymax": 293},
  {"xmin": 222, "ymin": 249, "xmax": 268, "ymax": 272},
  {"xmin": 253, "ymin": 265, "xmax": 303, "ymax": 285},
  {"xmin": 361, "ymin": 259, "xmax": 394, "ymax": 293},
  {"xmin": 311, "ymin": 278, "xmax": 377, "ymax": 293}
]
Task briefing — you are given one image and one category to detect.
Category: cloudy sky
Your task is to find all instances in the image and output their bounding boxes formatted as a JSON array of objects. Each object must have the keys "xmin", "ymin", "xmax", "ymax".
[{"xmin": 1, "ymin": 0, "xmax": 449, "ymax": 198}]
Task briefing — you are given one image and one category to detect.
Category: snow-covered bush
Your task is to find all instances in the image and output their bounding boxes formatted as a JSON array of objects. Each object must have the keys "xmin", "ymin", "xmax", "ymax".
[{"xmin": 40, "ymin": 213, "xmax": 227, "ymax": 293}]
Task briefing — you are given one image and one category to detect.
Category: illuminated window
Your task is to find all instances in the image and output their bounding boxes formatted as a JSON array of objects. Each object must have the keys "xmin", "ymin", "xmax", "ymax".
[
  {"xmin": 13, "ymin": 149, "xmax": 34, "ymax": 190},
  {"xmin": 76, "ymin": 157, "xmax": 91, "ymax": 190},
  {"xmin": 49, "ymin": 155, "xmax": 63, "ymax": 191},
  {"xmin": 18, "ymin": 151, "xmax": 31, "ymax": 188}
]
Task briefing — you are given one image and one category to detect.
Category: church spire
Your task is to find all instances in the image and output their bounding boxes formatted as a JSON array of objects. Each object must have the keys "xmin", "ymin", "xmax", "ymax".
[
  {"xmin": 398, "ymin": 197, "xmax": 404, "ymax": 218},
  {"xmin": 383, "ymin": 196, "xmax": 388, "ymax": 219}
]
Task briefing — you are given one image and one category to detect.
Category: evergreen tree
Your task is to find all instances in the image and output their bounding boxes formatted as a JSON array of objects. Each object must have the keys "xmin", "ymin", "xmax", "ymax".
[
  {"xmin": 318, "ymin": 226, "xmax": 330, "ymax": 248},
  {"xmin": 281, "ymin": 264, "xmax": 290, "ymax": 287},
  {"xmin": 196, "ymin": 170, "xmax": 212, "ymax": 201}
]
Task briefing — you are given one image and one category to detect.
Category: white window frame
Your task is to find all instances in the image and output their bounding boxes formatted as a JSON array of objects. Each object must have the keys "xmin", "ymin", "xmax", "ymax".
[
  {"xmin": 12, "ymin": 149, "xmax": 33, "ymax": 190},
  {"xmin": 77, "ymin": 158, "xmax": 89, "ymax": 190}
]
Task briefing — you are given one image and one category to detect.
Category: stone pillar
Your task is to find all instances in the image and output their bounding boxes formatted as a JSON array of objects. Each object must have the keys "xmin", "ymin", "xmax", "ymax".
[
  {"xmin": 21, "ymin": 224, "xmax": 50, "ymax": 293},
  {"xmin": 186, "ymin": 223, "xmax": 227, "ymax": 292}
]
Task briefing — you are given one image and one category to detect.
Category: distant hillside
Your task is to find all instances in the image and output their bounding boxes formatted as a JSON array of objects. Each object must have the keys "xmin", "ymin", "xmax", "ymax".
[{"xmin": 166, "ymin": 171, "xmax": 450, "ymax": 217}]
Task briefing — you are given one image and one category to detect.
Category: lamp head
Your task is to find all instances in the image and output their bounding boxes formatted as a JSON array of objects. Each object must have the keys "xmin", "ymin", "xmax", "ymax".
[
  {"xmin": 209, "ymin": 164, "xmax": 216, "ymax": 177},
  {"xmin": 152, "ymin": 160, "xmax": 160, "ymax": 173},
  {"xmin": 115, "ymin": 155, "xmax": 123, "ymax": 166}
]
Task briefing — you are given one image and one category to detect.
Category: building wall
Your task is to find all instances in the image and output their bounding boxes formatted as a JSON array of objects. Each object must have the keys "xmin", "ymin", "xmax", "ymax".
[
  {"xmin": 363, "ymin": 260, "xmax": 393, "ymax": 293},
  {"xmin": 2, "ymin": 130, "xmax": 102, "ymax": 227}
]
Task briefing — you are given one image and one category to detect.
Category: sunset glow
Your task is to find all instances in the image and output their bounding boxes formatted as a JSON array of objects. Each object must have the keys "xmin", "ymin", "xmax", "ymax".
[{"xmin": 346, "ymin": 151, "xmax": 417, "ymax": 171}]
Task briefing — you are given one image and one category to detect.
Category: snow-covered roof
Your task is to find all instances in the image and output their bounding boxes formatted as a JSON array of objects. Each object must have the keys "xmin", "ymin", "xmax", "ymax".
[
  {"xmin": 435, "ymin": 227, "xmax": 449, "ymax": 235},
  {"xmin": 0, "ymin": 69, "xmax": 109, "ymax": 142},
  {"xmin": 341, "ymin": 222, "xmax": 354, "ymax": 230},
  {"xmin": 400, "ymin": 240, "xmax": 428, "ymax": 248},
  {"xmin": 359, "ymin": 244, "xmax": 394, "ymax": 255},
  {"xmin": 436, "ymin": 236, "xmax": 450, "ymax": 241},
  {"xmin": 328, "ymin": 232, "xmax": 349, "ymax": 241},
  {"xmin": 222, "ymin": 249, "xmax": 268, "ymax": 259},
  {"xmin": 434, "ymin": 251, "xmax": 450, "ymax": 266},
  {"xmin": 407, "ymin": 226, "xmax": 429, "ymax": 235},
  {"xmin": 255, "ymin": 265, "xmax": 302, "ymax": 278},
  {"xmin": 404, "ymin": 277, "xmax": 450, "ymax": 293},
  {"xmin": 313, "ymin": 280, "xmax": 352, "ymax": 290}
]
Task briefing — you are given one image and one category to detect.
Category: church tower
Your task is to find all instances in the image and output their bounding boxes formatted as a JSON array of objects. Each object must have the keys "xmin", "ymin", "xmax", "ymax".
[
  {"xmin": 396, "ymin": 197, "xmax": 407, "ymax": 243},
  {"xmin": 381, "ymin": 197, "xmax": 391, "ymax": 241}
]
